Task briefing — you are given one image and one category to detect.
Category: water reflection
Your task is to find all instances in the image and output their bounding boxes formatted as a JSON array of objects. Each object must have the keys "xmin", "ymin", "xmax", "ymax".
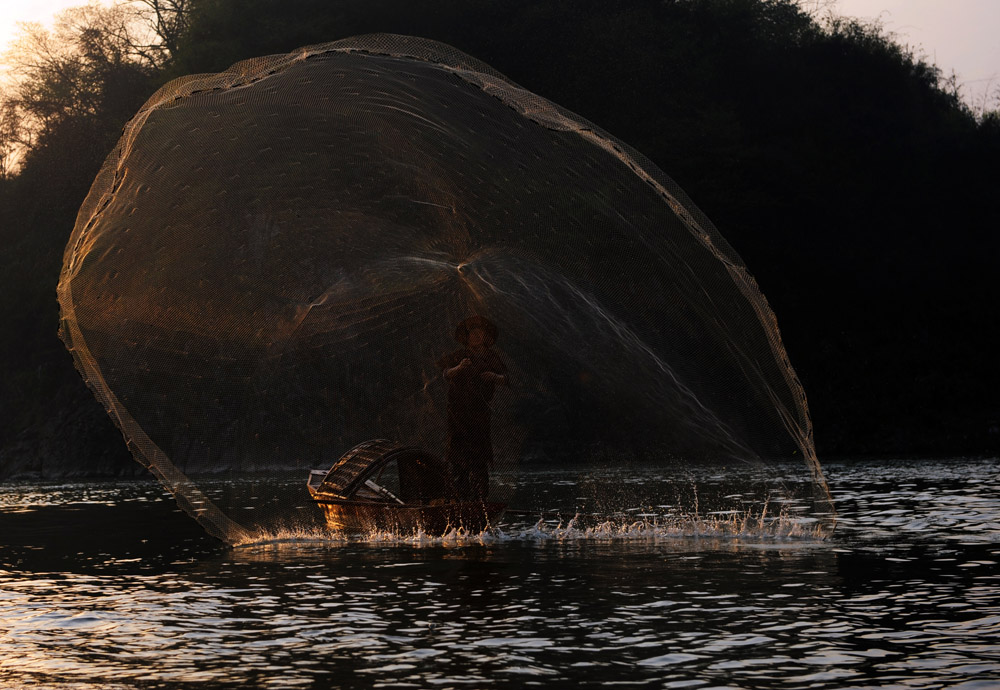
[{"xmin": 1, "ymin": 458, "xmax": 998, "ymax": 689}]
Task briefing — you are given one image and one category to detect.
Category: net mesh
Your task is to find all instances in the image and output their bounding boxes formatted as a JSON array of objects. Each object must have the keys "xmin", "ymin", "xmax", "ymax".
[{"xmin": 57, "ymin": 34, "xmax": 835, "ymax": 543}]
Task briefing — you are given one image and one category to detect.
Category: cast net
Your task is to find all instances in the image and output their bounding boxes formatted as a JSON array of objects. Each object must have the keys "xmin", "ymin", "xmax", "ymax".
[{"xmin": 57, "ymin": 34, "xmax": 834, "ymax": 544}]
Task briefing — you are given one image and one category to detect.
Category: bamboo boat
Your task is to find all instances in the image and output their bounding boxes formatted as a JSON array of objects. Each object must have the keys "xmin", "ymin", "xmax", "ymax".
[{"xmin": 307, "ymin": 439, "xmax": 505, "ymax": 535}]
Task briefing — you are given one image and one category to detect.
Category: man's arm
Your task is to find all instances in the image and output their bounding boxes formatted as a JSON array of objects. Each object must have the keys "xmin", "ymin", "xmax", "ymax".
[
  {"xmin": 481, "ymin": 355, "xmax": 509, "ymax": 386},
  {"xmin": 481, "ymin": 371, "xmax": 508, "ymax": 386}
]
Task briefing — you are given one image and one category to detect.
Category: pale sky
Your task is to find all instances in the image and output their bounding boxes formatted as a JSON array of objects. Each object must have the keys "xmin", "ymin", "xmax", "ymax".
[
  {"xmin": 832, "ymin": 0, "xmax": 1000, "ymax": 110},
  {"xmin": 0, "ymin": 0, "xmax": 93, "ymax": 50},
  {"xmin": 1, "ymin": 0, "xmax": 998, "ymax": 108}
]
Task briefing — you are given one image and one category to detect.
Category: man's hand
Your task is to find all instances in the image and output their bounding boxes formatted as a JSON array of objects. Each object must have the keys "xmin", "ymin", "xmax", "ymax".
[{"xmin": 445, "ymin": 358, "xmax": 472, "ymax": 379}]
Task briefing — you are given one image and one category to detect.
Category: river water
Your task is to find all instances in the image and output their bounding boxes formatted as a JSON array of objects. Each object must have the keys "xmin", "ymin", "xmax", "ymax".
[{"xmin": 1, "ymin": 457, "xmax": 998, "ymax": 689}]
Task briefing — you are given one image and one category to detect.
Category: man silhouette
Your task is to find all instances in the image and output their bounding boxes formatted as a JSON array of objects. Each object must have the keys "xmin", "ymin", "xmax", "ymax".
[{"xmin": 437, "ymin": 316, "xmax": 508, "ymax": 502}]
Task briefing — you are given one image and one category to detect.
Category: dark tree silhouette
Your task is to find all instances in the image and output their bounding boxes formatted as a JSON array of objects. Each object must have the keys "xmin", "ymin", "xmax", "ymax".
[{"xmin": 0, "ymin": 0, "xmax": 997, "ymax": 479}]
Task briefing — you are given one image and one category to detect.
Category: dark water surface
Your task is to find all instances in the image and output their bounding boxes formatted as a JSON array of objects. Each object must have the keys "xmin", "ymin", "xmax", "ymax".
[{"xmin": 1, "ymin": 458, "xmax": 998, "ymax": 689}]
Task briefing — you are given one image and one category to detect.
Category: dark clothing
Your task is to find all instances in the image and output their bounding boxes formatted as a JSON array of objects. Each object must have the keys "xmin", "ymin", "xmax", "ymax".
[{"xmin": 436, "ymin": 347, "xmax": 507, "ymax": 501}]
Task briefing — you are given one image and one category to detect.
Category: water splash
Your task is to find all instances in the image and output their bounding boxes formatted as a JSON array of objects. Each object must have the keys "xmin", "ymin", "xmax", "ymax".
[{"xmin": 233, "ymin": 507, "xmax": 829, "ymax": 549}]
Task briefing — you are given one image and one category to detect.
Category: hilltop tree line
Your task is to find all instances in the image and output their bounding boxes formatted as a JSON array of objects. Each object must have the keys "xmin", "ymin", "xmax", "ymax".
[{"xmin": 1, "ymin": 0, "xmax": 997, "ymax": 478}]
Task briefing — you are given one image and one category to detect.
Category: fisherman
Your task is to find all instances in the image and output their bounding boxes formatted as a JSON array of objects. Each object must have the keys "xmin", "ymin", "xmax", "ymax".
[{"xmin": 437, "ymin": 316, "xmax": 508, "ymax": 502}]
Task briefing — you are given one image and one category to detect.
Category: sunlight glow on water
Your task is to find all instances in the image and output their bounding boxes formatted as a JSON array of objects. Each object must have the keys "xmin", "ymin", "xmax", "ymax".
[{"xmin": 1, "ymin": 458, "xmax": 998, "ymax": 689}]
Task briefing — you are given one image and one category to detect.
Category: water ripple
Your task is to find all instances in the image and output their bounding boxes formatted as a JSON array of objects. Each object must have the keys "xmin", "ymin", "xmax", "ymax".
[{"xmin": 1, "ymin": 458, "xmax": 998, "ymax": 689}]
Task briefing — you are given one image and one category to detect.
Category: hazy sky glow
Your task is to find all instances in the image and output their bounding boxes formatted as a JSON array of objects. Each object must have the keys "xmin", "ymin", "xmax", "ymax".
[
  {"xmin": 832, "ymin": 0, "xmax": 1000, "ymax": 109},
  {"xmin": 1, "ymin": 0, "xmax": 998, "ymax": 107},
  {"xmin": 0, "ymin": 0, "xmax": 104, "ymax": 52}
]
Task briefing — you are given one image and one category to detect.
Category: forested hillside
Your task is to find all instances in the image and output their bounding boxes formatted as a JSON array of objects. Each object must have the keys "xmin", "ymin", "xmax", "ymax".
[{"xmin": 1, "ymin": 0, "xmax": 997, "ymax": 478}]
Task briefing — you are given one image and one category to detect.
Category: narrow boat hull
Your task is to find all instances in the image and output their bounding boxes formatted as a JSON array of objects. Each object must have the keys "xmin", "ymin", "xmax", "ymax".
[
  {"xmin": 314, "ymin": 498, "xmax": 505, "ymax": 535},
  {"xmin": 308, "ymin": 440, "xmax": 503, "ymax": 535}
]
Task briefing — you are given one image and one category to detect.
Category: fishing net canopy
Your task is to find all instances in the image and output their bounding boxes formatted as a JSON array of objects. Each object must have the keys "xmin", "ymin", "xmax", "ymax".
[{"xmin": 58, "ymin": 34, "xmax": 834, "ymax": 543}]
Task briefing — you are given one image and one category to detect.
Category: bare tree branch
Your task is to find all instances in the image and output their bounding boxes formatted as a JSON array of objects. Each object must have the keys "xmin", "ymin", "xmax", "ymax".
[
  {"xmin": 0, "ymin": 0, "xmax": 185, "ymax": 171},
  {"xmin": 118, "ymin": 0, "xmax": 191, "ymax": 66},
  {"xmin": 0, "ymin": 96, "xmax": 26, "ymax": 179}
]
